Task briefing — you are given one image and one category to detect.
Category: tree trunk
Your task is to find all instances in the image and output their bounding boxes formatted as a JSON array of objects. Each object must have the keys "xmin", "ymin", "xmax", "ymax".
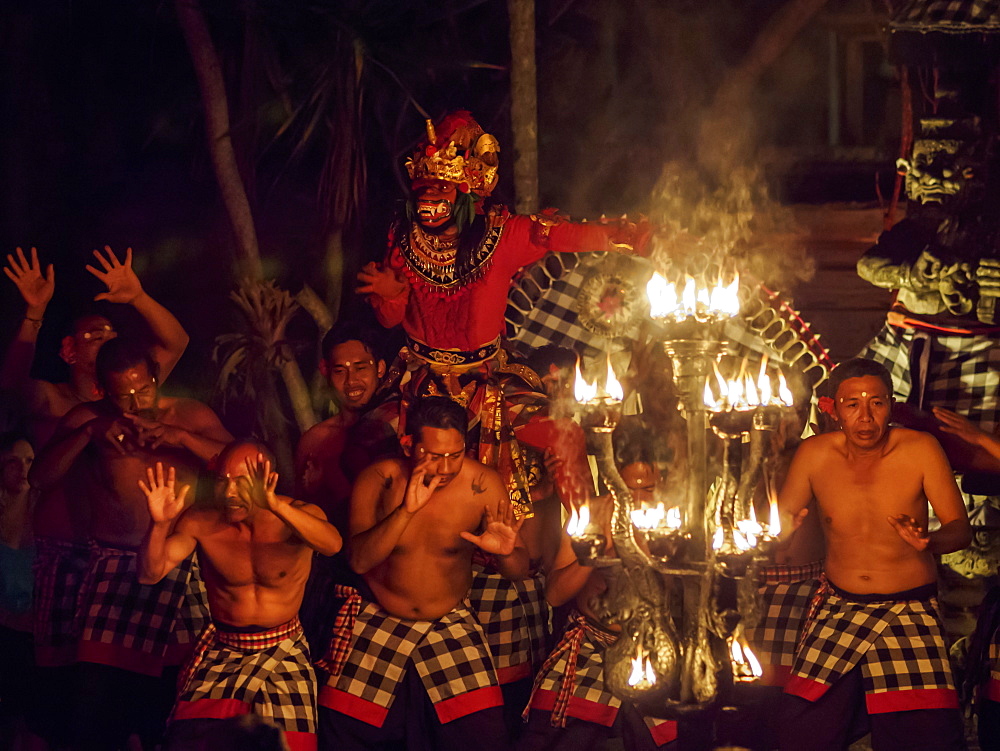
[
  {"xmin": 174, "ymin": 0, "xmax": 263, "ymax": 281},
  {"xmin": 508, "ymin": 0, "xmax": 539, "ymax": 214},
  {"xmin": 698, "ymin": 0, "xmax": 831, "ymax": 173}
]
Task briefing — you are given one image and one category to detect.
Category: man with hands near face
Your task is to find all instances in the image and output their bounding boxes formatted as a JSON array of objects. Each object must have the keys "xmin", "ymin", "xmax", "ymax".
[
  {"xmin": 316, "ymin": 395, "xmax": 528, "ymax": 751},
  {"xmin": 139, "ymin": 441, "xmax": 341, "ymax": 751},
  {"xmin": 28, "ymin": 338, "xmax": 232, "ymax": 750},
  {"xmin": 776, "ymin": 358, "xmax": 970, "ymax": 751}
]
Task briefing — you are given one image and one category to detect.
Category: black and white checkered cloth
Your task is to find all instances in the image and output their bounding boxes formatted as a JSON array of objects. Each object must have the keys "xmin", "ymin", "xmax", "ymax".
[
  {"xmin": 526, "ymin": 611, "xmax": 676, "ymax": 743},
  {"xmin": 172, "ymin": 618, "xmax": 317, "ymax": 738},
  {"xmin": 891, "ymin": 0, "xmax": 1000, "ymax": 32},
  {"xmin": 469, "ymin": 564, "xmax": 530, "ymax": 682},
  {"xmin": 469, "ymin": 566, "xmax": 550, "ymax": 682},
  {"xmin": 33, "ymin": 537, "xmax": 90, "ymax": 666},
  {"xmin": 751, "ymin": 562, "xmax": 824, "ymax": 687},
  {"xmin": 786, "ymin": 587, "xmax": 959, "ymax": 712},
  {"xmin": 318, "ymin": 598, "xmax": 502, "ymax": 727},
  {"xmin": 858, "ymin": 323, "xmax": 1000, "ymax": 432},
  {"xmin": 76, "ymin": 545, "xmax": 210, "ymax": 676},
  {"xmin": 515, "ymin": 570, "xmax": 551, "ymax": 668}
]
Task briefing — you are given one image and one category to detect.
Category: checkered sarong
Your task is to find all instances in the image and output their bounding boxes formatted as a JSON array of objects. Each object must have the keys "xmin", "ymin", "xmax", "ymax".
[
  {"xmin": 172, "ymin": 617, "xmax": 316, "ymax": 743},
  {"xmin": 857, "ymin": 323, "xmax": 1000, "ymax": 431},
  {"xmin": 317, "ymin": 598, "xmax": 502, "ymax": 727},
  {"xmin": 515, "ymin": 570, "xmax": 551, "ymax": 668},
  {"xmin": 523, "ymin": 611, "xmax": 676, "ymax": 743},
  {"xmin": 785, "ymin": 583, "xmax": 960, "ymax": 713},
  {"xmin": 469, "ymin": 563, "xmax": 534, "ymax": 683},
  {"xmin": 32, "ymin": 537, "xmax": 90, "ymax": 667},
  {"xmin": 751, "ymin": 561, "xmax": 824, "ymax": 687},
  {"xmin": 75, "ymin": 544, "xmax": 209, "ymax": 676}
]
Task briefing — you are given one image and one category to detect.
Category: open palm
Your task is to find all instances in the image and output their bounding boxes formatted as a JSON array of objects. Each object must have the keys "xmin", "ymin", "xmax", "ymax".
[{"xmin": 138, "ymin": 462, "xmax": 189, "ymax": 523}]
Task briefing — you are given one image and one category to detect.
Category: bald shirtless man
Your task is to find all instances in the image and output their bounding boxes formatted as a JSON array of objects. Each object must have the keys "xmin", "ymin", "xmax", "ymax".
[
  {"xmin": 139, "ymin": 441, "xmax": 342, "ymax": 751},
  {"xmin": 316, "ymin": 395, "xmax": 528, "ymax": 751},
  {"xmin": 30, "ymin": 338, "xmax": 232, "ymax": 750},
  {"xmin": 777, "ymin": 358, "xmax": 971, "ymax": 751}
]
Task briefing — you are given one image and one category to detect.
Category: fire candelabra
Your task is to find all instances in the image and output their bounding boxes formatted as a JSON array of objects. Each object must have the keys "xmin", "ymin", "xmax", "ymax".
[{"xmin": 565, "ymin": 267, "xmax": 797, "ymax": 716}]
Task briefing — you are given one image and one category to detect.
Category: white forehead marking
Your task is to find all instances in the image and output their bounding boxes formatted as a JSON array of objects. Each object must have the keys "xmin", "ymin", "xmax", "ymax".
[{"xmin": 861, "ymin": 391, "xmax": 867, "ymax": 397}]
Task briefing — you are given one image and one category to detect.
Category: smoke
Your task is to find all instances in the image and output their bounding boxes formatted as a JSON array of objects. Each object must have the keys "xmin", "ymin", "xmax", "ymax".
[{"xmin": 647, "ymin": 157, "xmax": 815, "ymax": 291}]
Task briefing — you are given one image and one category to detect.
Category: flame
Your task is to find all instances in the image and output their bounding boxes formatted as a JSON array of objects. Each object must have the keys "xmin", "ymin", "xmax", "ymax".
[
  {"xmin": 711, "ymin": 273, "xmax": 741, "ymax": 318},
  {"xmin": 566, "ymin": 505, "xmax": 591, "ymax": 537},
  {"xmin": 768, "ymin": 495, "xmax": 782, "ymax": 537},
  {"xmin": 703, "ymin": 380, "xmax": 717, "ymax": 410},
  {"xmin": 777, "ymin": 371, "xmax": 794, "ymax": 407},
  {"xmin": 574, "ymin": 362, "xmax": 598, "ymax": 403},
  {"xmin": 712, "ymin": 527, "xmax": 724, "ymax": 550},
  {"xmin": 605, "ymin": 356, "xmax": 623, "ymax": 401},
  {"xmin": 757, "ymin": 356, "xmax": 772, "ymax": 404},
  {"xmin": 730, "ymin": 633, "xmax": 763, "ymax": 681},
  {"xmin": 628, "ymin": 650, "xmax": 657, "ymax": 688},
  {"xmin": 734, "ymin": 518, "xmax": 763, "ymax": 551},
  {"xmin": 744, "ymin": 373, "xmax": 760, "ymax": 407},
  {"xmin": 681, "ymin": 276, "xmax": 697, "ymax": 315},
  {"xmin": 646, "ymin": 271, "xmax": 741, "ymax": 322},
  {"xmin": 646, "ymin": 273, "xmax": 674, "ymax": 319},
  {"xmin": 666, "ymin": 506, "xmax": 682, "ymax": 530},
  {"xmin": 631, "ymin": 503, "xmax": 666, "ymax": 530}
]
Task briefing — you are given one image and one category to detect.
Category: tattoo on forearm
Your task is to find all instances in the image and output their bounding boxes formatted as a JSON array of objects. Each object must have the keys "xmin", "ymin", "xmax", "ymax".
[{"xmin": 472, "ymin": 473, "xmax": 486, "ymax": 496}]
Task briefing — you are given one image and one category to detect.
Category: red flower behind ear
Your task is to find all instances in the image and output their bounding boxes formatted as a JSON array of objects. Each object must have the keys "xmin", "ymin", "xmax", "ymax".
[{"xmin": 818, "ymin": 396, "xmax": 836, "ymax": 416}]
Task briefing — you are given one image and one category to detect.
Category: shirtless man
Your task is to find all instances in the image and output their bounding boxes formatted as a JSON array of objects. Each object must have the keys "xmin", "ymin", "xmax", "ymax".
[
  {"xmin": 3, "ymin": 246, "xmax": 190, "ymax": 747},
  {"xmin": 316, "ymin": 395, "xmax": 528, "ymax": 751},
  {"xmin": 295, "ymin": 321, "xmax": 387, "ymax": 532},
  {"xmin": 30, "ymin": 338, "xmax": 231, "ymax": 750},
  {"xmin": 138, "ymin": 441, "xmax": 342, "ymax": 751},
  {"xmin": 776, "ymin": 357, "xmax": 971, "ymax": 751}
]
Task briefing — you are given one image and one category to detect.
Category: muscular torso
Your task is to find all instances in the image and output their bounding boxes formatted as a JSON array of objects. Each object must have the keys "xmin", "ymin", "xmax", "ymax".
[
  {"xmin": 807, "ymin": 430, "xmax": 937, "ymax": 593},
  {"xmin": 186, "ymin": 507, "xmax": 313, "ymax": 628},
  {"xmin": 363, "ymin": 459, "xmax": 492, "ymax": 620}
]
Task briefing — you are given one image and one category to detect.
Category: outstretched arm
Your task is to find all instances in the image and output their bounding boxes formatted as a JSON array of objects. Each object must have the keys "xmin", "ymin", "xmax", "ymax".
[
  {"xmin": 137, "ymin": 462, "xmax": 198, "ymax": 584},
  {"xmin": 246, "ymin": 454, "xmax": 342, "ymax": 556},
  {"xmin": 934, "ymin": 407, "xmax": 1000, "ymax": 466},
  {"xmin": 86, "ymin": 246, "xmax": 189, "ymax": 381},
  {"xmin": 1, "ymin": 247, "xmax": 55, "ymax": 397},
  {"xmin": 29, "ymin": 406, "xmax": 129, "ymax": 491}
]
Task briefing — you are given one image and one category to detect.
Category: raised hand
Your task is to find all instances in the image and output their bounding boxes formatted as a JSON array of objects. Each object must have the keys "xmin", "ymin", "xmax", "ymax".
[
  {"xmin": 887, "ymin": 514, "xmax": 930, "ymax": 551},
  {"xmin": 4, "ymin": 246, "xmax": 55, "ymax": 313},
  {"xmin": 404, "ymin": 456, "xmax": 441, "ymax": 514},
  {"xmin": 461, "ymin": 501, "xmax": 525, "ymax": 556},
  {"xmin": 357, "ymin": 261, "xmax": 407, "ymax": 299},
  {"xmin": 138, "ymin": 462, "xmax": 190, "ymax": 523},
  {"xmin": 86, "ymin": 246, "xmax": 144, "ymax": 304},
  {"xmin": 245, "ymin": 453, "xmax": 283, "ymax": 510},
  {"xmin": 933, "ymin": 406, "xmax": 986, "ymax": 447}
]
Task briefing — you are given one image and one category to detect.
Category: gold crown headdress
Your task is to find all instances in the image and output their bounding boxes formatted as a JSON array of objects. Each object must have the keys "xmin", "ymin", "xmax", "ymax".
[{"xmin": 405, "ymin": 111, "xmax": 500, "ymax": 197}]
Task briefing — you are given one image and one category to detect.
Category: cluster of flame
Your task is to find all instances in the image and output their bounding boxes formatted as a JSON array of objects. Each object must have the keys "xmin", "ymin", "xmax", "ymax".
[
  {"xmin": 729, "ymin": 627, "xmax": 763, "ymax": 681},
  {"xmin": 704, "ymin": 354, "xmax": 794, "ymax": 412},
  {"xmin": 565, "ymin": 504, "xmax": 591, "ymax": 537},
  {"xmin": 574, "ymin": 356, "xmax": 624, "ymax": 403},
  {"xmin": 712, "ymin": 499, "xmax": 782, "ymax": 552},
  {"xmin": 646, "ymin": 271, "xmax": 740, "ymax": 323},
  {"xmin": 628, "ymin": 647, "xmax": 658, "ymax": 688},
  {"xmin": 630, "ymin": 503, "xmax": 682, "ymax": 531}
]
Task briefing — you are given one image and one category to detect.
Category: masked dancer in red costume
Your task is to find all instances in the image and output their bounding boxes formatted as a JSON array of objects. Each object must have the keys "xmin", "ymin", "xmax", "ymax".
[{"xmin": 358, "ymin": 111, "xmax": 648, "ymax": 517}]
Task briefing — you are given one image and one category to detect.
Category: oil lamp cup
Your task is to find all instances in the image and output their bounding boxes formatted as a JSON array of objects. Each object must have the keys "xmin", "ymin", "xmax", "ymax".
[
  {"xmin": 641, "ymin": 528, "xmax": 691, "ymax": 563},
  {"xmin": 570, "ymin": 532, "xmax": 608, "ymax": 565},
  {"xmin": 709, "ymin": 409, "xmax": 754, "ymax": 438},
  {"xmin": 579, "ymin": 397, "xmax": 623, "ymax": 433}
]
